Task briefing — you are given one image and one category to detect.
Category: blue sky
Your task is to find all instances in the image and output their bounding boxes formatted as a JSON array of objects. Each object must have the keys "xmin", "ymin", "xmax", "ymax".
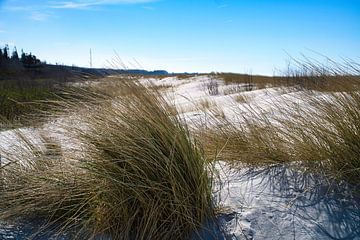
[{"xmin": 0, "ymin": 0, "xmax": 359, "ymax": 74}]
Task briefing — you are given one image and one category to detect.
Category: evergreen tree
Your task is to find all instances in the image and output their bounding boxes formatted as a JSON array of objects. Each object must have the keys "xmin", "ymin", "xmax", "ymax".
[
  {"xmin": 0, "ymin": 45, "xmax": 43, "ymax": 67},
  {"xmin": 3, "ymin": 44, "xmax": 9, "ymax": 59},
  {"xmin": 11, "ymin": 47, "xmax": 19, "ymax": 61},
  {"xmin": 0, "ymin": 48, "xmax": 3, "ymax": 65},
  {"xmin": 20, "ymin": 49, "xmax": 26, "ymax": 63}
]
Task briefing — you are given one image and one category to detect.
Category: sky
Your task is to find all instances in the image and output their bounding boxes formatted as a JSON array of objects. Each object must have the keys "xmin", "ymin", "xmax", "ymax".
[{"xmin": 0, "ymin": 0, "xmax": 359, "ymax": 75}]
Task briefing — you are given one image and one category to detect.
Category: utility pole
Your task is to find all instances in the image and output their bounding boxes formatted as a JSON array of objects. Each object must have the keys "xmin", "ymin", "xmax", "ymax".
[{"xmin": 89, "ymin": 48, "xmax": 93, "ymax": 68}]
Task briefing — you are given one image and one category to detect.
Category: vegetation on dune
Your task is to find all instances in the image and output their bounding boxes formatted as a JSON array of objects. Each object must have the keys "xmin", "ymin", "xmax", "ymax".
[
  {"xmin": 0, "ymin": 80, "xmax": 214, "ymax": 239},
  {"xmin": 215, "ymin": 72, "xmax": 272, "ymax": 90},
  {"xmin": 0, "ymin": 82, "xmax": 57, "ymax": 124},
  {"xmin": 1, "ymin": 56, "xmax": 360, "ymax": 239},
  {"xmin": 197, "ymin": 115, "xmax": 292, "ymax": 166},
  {"xmin": 0, "ymin": 45, "xmax": 84, "ymax": 125},
  {"xmin": 0, "ymin": 43, "xmax": 169, "ymax": 126},
  {"xmin": 283, "ymin": 90, "xmax": 360, "ymax": 185},
  {"xmin": 215, "ymin": 59, "xmax": 360, "ymax": 92},
  {"xmin": 200, "ymin": 61, "xmax": 360, "ymax": 187}
]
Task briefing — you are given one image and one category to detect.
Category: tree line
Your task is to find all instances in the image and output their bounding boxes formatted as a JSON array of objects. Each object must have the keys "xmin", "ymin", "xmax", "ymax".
[{"xmin": 0, "ymin": 44, "xmax": 42, "ymax": 68}]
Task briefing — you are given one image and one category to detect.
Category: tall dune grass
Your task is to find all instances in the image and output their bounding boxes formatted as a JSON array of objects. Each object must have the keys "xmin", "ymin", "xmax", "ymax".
[
  {"xmin": 200, "ymin": 61, "xmax": 360, "ymax": 186},
  {"xmin": 215, "ymin": 58, "xmax": 360, "ymax": 92},
  {"xmin": 283, "ymin": 90, "xmax": 360, "ymax": 185},
  {"xmin": 0, "ymin": 80, "xmax": 214, "ymax": 239},
  {"xmin": 197, "ymin": 114, "xmax": 291, "ymax": 166}
]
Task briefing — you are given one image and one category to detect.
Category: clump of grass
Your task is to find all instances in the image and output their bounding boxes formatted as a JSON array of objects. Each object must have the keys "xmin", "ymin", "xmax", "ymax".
[
  {"xmin": 75, "ymin": 81, "xmax": 214, "ymax": 239},
  {"xmin": 0, "ymin": 131, "xmax": 88, "ymax": 225},
  {"xmin": 175, "ymin": 74, "xmax": 197, "ymax": 79},
  {"xmin": 223, "ymin": 85, "xmax": 245, "ymax": 95},
  {"xmin": 234, "ymin": 94, "xmax": 251, "ymax": 104},
  {"xmin": 198, "ymin": 99, "xmax": 214, "ymax": 110},
  {"xmin": 205, "ymin": 78, "xmax": 219, "ymax": 96},
  {"xmin": 280, "ymin": 57, "xmax": 360, "ymax": 91},
  {"xmin": 0, "ymin": 80, "xmax": 214, "ymax": 239},
  {"xmin": 211, "ymin": 106, "xmax": 226, "ymax": 120},
  {"xmin": 282, "ymin": 90, "xmax": 360, "ymax": 184},
  {"xmin": 273, "ymin": 59, "xmax": 360, "ymax": 184},
  {"xmin": 216, "ymin": 63, "xmax": 360, "ymax": 92},
  {"xmin": 197, "ymin": 117, "xmax": 291, "ymax": 166},
  {"xmin": 200, "ymin": 60, "xmax": 360, "ymax": 186},
  {"xmin": 148, "ymin": 83, "xmax": 173, "ymax": 92},
  {"xmin": 215, "ymin": 72, "xmax": 276, "ymax": 89},
  {"xmin": 0, "ymin": 83, "xmax": 56, "ymax": 124},
  {"xmin": 0, "ymin": 128, "xmax": 101, "ymax": 239},
  {"xmin": 0, "ymin": 77, "xmax": 97, "ymax": 128}
]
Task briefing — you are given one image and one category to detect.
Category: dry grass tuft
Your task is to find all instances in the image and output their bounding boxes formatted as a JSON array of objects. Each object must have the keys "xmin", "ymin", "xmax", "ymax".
[
  {"xmin": 0, "ymin": 80, "xmax": 214, "ymax": 239},
  {"xmin": 197, "ymin": 118, "xmax": 291, "ymax": 167},
  {"xmin": 200, "ymin": 60, "xmax": 360, "ymax": 186},
  {"xmin": 234, "ymin": 94, "xmax": 251, "ymax": 104},
  {"xmin": 282, "ymin": 91, "xmax": 360, "ymax": 184},
  {"xmin": 198, "ymin": 99, "xmax": 215, "ymax": 110}
]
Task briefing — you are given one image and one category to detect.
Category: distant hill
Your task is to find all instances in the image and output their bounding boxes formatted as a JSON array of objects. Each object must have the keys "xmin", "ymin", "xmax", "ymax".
[
  {"xmin": 0, "ymin": 63, "xmax": 169, "ymax": 82},
  {"xmin": 66, "ymin": 66, "xmax": 169, "ymax": 77}
]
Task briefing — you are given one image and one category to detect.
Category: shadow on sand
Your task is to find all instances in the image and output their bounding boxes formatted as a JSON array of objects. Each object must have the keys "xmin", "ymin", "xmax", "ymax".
[
  {"xmin": 1, "ymin": 163, "xmax": 359, "ymax": 240},
  {"xmin": 215, "ymin": 163, "xmax": 360, "ymax": 240}
]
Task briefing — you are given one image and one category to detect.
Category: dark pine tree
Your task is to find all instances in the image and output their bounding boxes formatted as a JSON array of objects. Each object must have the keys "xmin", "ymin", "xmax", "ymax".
[
  {"xmin": 11, "ymin": 47, "xmax": 19, "ymax": 61},
  {"xmin": 3, "ymin": 44, "xmax": 9, "ymax": 60},
  {"xmin": 20, "ymin": 49, "xmax": 26, "ymax": 63},
  {"xmin": 0, "ymin": 48, "xmax": 4, "ymax": 65}
]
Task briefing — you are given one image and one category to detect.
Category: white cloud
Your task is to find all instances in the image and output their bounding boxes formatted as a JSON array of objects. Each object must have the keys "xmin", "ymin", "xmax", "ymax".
[
  {"xmin": 217, "ymin": 4, "xmax": 228, "ymax": 8},
  {"xmin": 2, "ymin": 0, "xmax": 158, "ymax": 12},
  {"xmin": 50, "ymin": 0, "xmax": 159, "ymax": 9},
  {"xmin": 30, "ymin": 11, "xmax": 51, "ymax": 21},
  {"xmin": 3, "ymin": 5, "xmax": 34, "ymax": 11},
  {"xmin": 142, "ymin": 6, "xmax": 155, "ymax": 10}
]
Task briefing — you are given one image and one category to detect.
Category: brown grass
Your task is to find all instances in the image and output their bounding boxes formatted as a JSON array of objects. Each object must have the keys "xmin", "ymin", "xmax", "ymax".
[
  {"xmin": 200, "ymin": 60, "xmax": 360, "ymax": 187},
  {"xmin": 234, "ymin": 94, "xmax": 251, "ymax": 104},
  {"xmin": 0, "ymin": 79, "xmax": 215, "ymax": 239}
]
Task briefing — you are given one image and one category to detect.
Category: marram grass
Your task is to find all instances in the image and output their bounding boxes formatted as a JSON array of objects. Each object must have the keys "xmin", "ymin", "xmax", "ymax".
[
  {"xmin": 0, "ymin": 80, "xmax": 214, "ymax": 239},
  {"xmin": 198, "ymin": 60, "xmax": 360, "ymax": 187}
]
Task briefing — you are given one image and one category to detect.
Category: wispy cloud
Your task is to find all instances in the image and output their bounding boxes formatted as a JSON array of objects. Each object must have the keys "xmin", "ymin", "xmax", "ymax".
[
  {"xmin": 214, "ymin": 0, "xmax": 228, "ymax": 8},
  {"xmin": 2, "ymin": 2, "xmax": 54, "ymax": 21},
  {"xmin": 30, "ymin": 11, "xmax": 51, "ymax": 21},
  {"xmin": 3, "ymin": 5, "xmax": 35, "ymax": 12},
  {"xmin": 50, "ymin": 0, "xmax": 159, "ymax": 9},
  {"xmin": 2, "ymin": 0, "xmax": 158, "ymax": 12},
  {"xmin": 142, "ymin": 6, "xmax": 155, "ymax": 10},
  {"xmin": 217, "ymin": 4, "xmax": 228, "ymax": 8}
]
